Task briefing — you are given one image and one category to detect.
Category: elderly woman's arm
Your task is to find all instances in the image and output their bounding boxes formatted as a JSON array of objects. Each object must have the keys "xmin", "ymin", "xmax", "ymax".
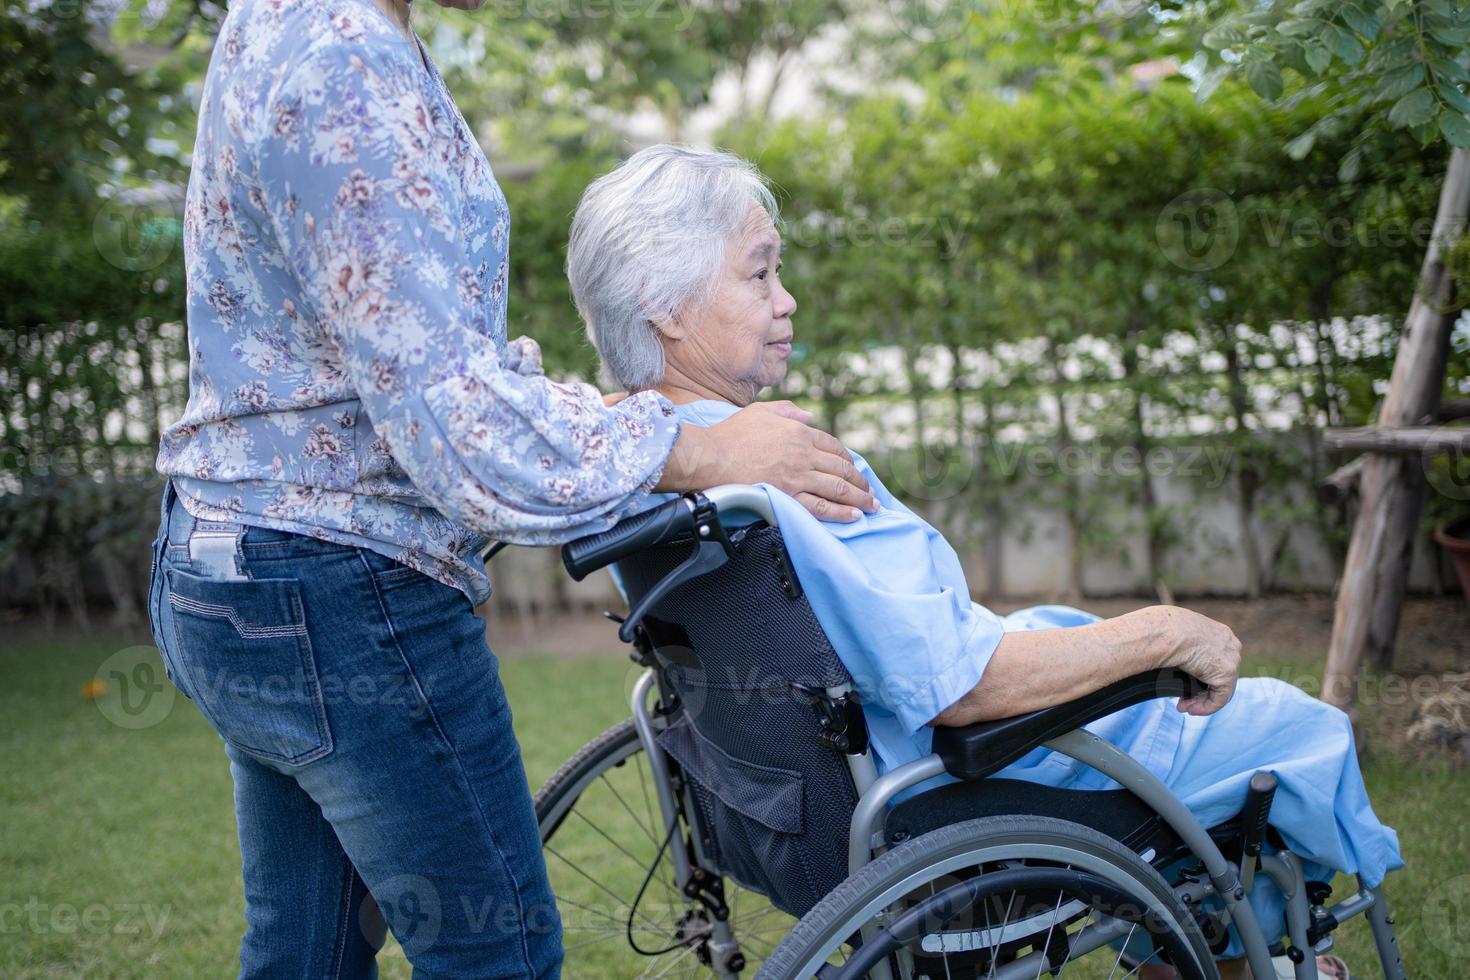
[{"xmin": 932, "ymin": 605, "xmax": 1242, "ymax": 726}]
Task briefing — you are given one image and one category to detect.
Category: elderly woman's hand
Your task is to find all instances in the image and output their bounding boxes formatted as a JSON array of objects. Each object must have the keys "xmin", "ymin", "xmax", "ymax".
[
  {"xmin": 1147, "ymin": 606, "xmax": 1242, "ymax": 716},
  {"xmin": 657, "ymin": 401, "xmax": 878, "ymax": 521},
  {"xmin": 933, "ymin": 604, "xmax": 1242, "ymax": 727}
]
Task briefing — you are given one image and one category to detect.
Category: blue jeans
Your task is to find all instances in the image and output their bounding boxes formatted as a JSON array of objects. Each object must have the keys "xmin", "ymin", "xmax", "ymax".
[{"xmin": 147, "ymin": 482, "xmax": 562, "ymax": 978}]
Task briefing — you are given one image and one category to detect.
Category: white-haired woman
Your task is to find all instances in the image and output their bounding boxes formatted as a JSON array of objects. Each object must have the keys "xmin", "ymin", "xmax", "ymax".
[
  {"xmin": 567, "ymin": 144, "xmax": 1398, "ymax": 980},
  {"xmin": 148, "ymin": 2, "xmax": 877, "ymax": 976}
]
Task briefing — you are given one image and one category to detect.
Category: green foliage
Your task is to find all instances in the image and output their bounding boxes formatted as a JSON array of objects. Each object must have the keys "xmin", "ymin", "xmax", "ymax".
[
  {"xmin": 1201, "ymin": 0, "xmax": 1470, "ymax": 151},
  {"xmin": 1, "ymin": 0, "xmax": 1463, "ymax": 610}
]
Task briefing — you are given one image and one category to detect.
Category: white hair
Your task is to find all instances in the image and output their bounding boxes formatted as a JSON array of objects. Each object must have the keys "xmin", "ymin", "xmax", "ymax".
[{"xmin": 567, "ymin": 144, "xmax": 779, "ymax": 391}]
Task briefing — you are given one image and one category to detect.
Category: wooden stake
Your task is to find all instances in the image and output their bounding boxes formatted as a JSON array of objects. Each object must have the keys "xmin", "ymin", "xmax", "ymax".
[
  {"xmin": 1323, "ymin": 426, "xmax": 1470, "ymax": 454},
  {"xmin": 1322, "ymin": 148, "xmax": 1469, "ymax": 720},
  {"xmin": 1318, "ymin": 455, "xmax": 1365, "ymax": 506}
]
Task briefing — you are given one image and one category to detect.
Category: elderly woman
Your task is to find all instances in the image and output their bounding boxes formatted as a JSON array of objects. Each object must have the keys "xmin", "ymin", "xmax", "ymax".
[{"xmin": 566, "ymin": 145, "xmax": 1400, "ymax": 979}]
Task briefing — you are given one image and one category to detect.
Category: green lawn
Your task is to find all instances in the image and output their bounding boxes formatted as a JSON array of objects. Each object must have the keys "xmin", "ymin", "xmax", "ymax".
[{"xmin": 2, "ymin": 636, "xmax": 1466, "ymax": 978}]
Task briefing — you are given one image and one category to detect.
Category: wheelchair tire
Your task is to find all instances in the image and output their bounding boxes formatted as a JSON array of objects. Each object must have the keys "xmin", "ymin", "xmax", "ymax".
[
  {"xmin": 536, "ymin": 719, "xmax": 802, "ymax": 978},
  {"xmin": 758, "ymin": 814, "xmax": 1221, "ymax": 980}
]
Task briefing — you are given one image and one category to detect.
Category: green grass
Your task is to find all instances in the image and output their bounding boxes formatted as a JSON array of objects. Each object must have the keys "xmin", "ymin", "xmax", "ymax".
[{"xmin": 2, "ymin": 638, "xmax": 1466, "ymax": 978}]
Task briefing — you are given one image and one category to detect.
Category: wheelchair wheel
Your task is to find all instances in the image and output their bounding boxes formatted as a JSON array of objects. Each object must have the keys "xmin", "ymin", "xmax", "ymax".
[
  {"xmin": 536, "ymin": 720, "xmax": 803, "ymax": 978},
  {"xmin": 759, "ymin": 814, "xmax": 1220, "ymax": 980}
]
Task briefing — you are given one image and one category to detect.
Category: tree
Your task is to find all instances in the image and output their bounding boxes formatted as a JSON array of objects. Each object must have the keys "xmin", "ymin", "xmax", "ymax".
[{"xmin": 1200, "ymin": 0, "xmax": 1470, "ymax": 717}]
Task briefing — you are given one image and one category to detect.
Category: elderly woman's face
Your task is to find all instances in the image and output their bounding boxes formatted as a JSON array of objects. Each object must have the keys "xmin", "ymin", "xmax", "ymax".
[{"xmin": 660, "ymin": 206, "xmax": 797, "ymax": 406}]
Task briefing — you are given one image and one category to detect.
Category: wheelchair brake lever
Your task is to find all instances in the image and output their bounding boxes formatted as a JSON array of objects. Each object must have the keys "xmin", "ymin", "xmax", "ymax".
[
  {"xmin": 1238, "ymin": 770, "xmax": 1278, "ymax": 895},
  {"xmin": 617, "ymin": 494, "xmax": 733, "ymax": 645}
]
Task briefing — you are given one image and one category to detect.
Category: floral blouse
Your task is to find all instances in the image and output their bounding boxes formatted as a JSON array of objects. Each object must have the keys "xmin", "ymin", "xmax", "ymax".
[{"xmin": 157, "ymin": 0, "xmax": 680, "ymax": 604}]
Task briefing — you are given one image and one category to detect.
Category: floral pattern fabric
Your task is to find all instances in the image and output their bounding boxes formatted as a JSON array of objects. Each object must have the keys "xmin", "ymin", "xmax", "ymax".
[{"xmin": 158, "ymin": 0, "xmax": 680, "ymax": 603}]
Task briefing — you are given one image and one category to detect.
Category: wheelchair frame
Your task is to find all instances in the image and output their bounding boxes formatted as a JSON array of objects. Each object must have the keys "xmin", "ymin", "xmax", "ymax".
[{"xmin": 566, "ymin": 485, "xmax": 1407, "ymax": 980}]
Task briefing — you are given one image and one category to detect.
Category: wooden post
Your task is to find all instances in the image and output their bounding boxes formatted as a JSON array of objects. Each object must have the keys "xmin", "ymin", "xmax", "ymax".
[
  {"xmin": 1317, "ymin": 455, "xmax": 1365, "ymax": 506},
  {"xmin": 1323, "ymin": 426, "xmax": 1470, "ymax": 453},
  {"xmin": 1322, "ymin": 148, "xmax": 1469, "ymax": 719}
]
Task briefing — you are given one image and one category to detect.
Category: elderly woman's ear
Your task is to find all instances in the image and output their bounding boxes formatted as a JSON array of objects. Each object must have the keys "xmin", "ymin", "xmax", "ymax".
[{"xmin": 651, "ymin": 315, "xmax": 690, "ymax": 344}]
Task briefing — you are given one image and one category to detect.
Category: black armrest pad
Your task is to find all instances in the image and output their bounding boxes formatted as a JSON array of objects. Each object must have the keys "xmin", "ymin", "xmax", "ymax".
[{"xmin": 931, "ymin": 668, "xmax": 1208, "ymax": 781}]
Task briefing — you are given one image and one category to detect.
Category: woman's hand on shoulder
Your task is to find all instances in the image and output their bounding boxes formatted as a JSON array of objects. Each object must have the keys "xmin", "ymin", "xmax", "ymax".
[
  {"xmin": 1143, "ymin": 605, "xmax": 1242, "ymax": 716},
  {"xmin": 658, "ymin": 401, "xmax": 878, "ymax": 521}
]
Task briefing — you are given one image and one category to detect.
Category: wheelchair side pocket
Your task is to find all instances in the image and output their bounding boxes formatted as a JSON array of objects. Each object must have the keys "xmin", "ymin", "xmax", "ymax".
[
  {"xmin": 165, "ymin": 568, "xmax": 333, "ymax": 766},
  {"xmin": 657, "ymin": 715, "xmax": 817, "ymax": 913}
]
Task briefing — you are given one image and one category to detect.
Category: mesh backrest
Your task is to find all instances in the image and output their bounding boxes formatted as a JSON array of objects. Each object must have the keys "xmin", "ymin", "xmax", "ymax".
[{"xmin": 616, "ymin": 522, "xmax": 860, "ymax": 917}]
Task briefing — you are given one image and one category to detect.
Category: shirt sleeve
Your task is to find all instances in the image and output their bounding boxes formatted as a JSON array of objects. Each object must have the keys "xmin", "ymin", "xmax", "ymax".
[
  {"xmin": 760, "ymin": 456, "xmax": 1008, "ymax": 735},
  {"xmin": 256, "ymin": 39, "xmax": 678, "ymax": 544}
]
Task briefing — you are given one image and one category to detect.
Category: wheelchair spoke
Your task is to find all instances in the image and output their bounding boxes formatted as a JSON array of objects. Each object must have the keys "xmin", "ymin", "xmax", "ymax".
[
  {"xmin": 554, "ymin": 894, "xmax": 641, "ymax": 930},
  {"xmin": 599, "ymin": 771, "xmax": 661, "ymax": 847},
  {"xmin": 571, "ymin": 806, "xmax": 658, "ymax": 871},
  {"xmin": 1106, "ymin": 921, "xmax": 1139, "ymax": 979},
  {"xmin": 643, "ymin": 941, "xmax": 701, "ymax": 978},
  {"xmin": 982, "ymin": 888, "xmax": 999, "ymax": 980},
  {"xmin": 738, "ymin": 930, "xmax": 778, "ymax": 958},
  {"xmin": 636, "ymin": 758, "xmax": 658, "ymax": 843},
  {"xmin": 563, "ymin": 929, "xmax": 644, "ymax": 954},
  {"xmin": 634, "ymin": 755, "xmax": 683, "ymax": 915},
  {"xmin": 541, "ymin": 738, "xmax": 801, "ymax": 977},
  {"xmin": 544, "ymin": 843, "xmax": 671, "ymax": 936},
  {"xmin": 1033, "ymin": 890, "xmax": 1066, "ymax": 980},
  {"xmin": 557, "ymin": 902, "xmax": 676, "ymax": 938}
]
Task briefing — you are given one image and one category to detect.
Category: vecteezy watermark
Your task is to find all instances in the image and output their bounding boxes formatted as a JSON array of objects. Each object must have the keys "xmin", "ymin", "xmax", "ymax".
[
  {"xmin": 370, "ymin": 874, "xmax": 442, "ymax": 958},
  {"xmin": 881, "ymin": 0, "xmax": 973, "ymax": 45},
  {"xmin": 1425, "ymin": 447, "xmax": 1470, "ymax": 502},
  {"xmin": 358, "ymin": 884, "xmax": 561, "ymax": 953},
  {"xmin": 0, "ymin": 900, "xmax": 172, "ymax": 938},
  {"xmin": 1157, "ymin": 187, "xmax": 1449, "ymax": 272},
  {"xmin": 1156, "ymin": 188, "xmax": 1240, "ymax": 272},
  {"xmin": 184, "ymin": 667, "xmax": 433, "ymax": 719},
  {"xmin": 881, "ymin": 0, "xmax": 1151, "ymax": 45},
  {"xmin": 782, "ymin": 213, "xmax": 970, "ymax": 253},
  {"xmin": 1424, "ymin": 874, "xmax": 1470, "ymax": 957},
  {"xmin": 411, "ymin": 0, "xmax": 698, "ymax": 34},
  {"xmin": 645, "ymin": 660, "xmax": 1470, "ymax": 726},
  {"xmin": 92, "ymin": 193, "xmax": 180, "ymax": 273},
  {"xmin": 459, "ymin": 896, "xmax": 561, "ymax": 939},
  {"xmin": 874, "ymin": 438, "xmax": 1237, "ymax": 503},
  {"xmin": 92, "ymin": 646, "xmax": 177, "ymax": 730}
]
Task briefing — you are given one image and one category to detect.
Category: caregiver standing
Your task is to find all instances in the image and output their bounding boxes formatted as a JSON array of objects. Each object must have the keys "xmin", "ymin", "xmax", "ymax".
[{"xmin": 147, "ymin": 0, "xmax": 875, "ymax": 976}]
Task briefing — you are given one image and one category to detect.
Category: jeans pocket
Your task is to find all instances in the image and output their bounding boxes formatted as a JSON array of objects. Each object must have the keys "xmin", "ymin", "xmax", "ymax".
[{"xmin": 165, "ymin": 568, "xmax": 334, "ymax": 766}]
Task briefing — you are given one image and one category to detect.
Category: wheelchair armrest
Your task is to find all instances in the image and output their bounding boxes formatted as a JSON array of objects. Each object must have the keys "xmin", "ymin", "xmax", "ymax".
[{"xmin": 931, "ymin": 668, "xmax": 1209, "ymax": 781}]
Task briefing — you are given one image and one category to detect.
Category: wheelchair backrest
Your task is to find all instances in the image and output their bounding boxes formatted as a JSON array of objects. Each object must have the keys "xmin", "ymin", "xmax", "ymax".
[{"xmin": 615, "ymin": 521, "xmax": 862, "ymax": 917}]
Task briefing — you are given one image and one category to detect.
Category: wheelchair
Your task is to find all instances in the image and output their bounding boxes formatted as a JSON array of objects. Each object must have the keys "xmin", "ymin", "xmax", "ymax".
[{"xmin": 535, "ymin": 486, "xmax": 1407, "ymax": 979}]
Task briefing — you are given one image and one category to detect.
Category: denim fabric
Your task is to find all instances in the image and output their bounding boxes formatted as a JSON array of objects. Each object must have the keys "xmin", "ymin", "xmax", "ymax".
[{"xmin": 149, "ymin": 482, "xmax": 561, "ymax": 978}]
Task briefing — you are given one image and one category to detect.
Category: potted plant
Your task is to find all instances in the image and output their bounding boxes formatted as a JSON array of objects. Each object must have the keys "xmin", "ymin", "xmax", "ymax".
[
  {"xmin": 1434, "ymin": 516, "xmax": 1470, "ymax": 610},
  {"xmin": 1427, "ymin": 452, "xmax": 1470, "ymax": 610}
]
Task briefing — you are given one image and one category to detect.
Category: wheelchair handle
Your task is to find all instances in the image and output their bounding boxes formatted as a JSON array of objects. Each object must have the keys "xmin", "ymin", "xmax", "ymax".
[
  {"xmin": 560, "ymin": 485, "xmax": 778, "ymax": 583},
  {"xmin": 561, "ymin": 497, "xmax": 696, "ymax": 581}
]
